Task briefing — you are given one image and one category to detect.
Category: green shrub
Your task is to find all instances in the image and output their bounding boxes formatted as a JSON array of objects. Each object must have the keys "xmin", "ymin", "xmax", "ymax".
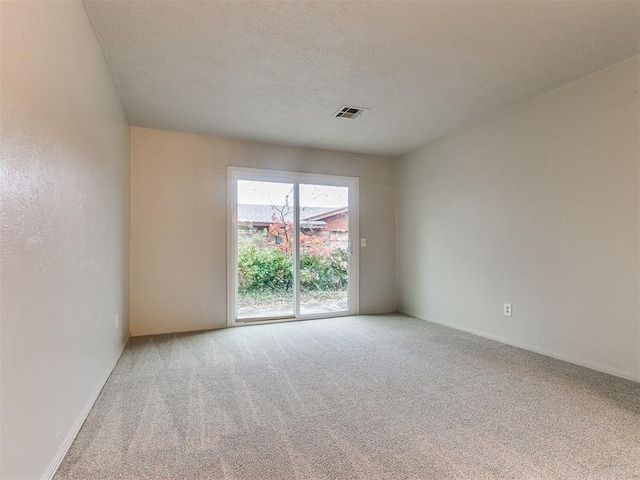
[
  {"xmin": 238, "ymin": 244, "xmax": 293, "ymax": 294},
  {"xmin": 238, "ymin": 241, "xmax": 348, "ymax": 294},
  {"xmin": 300, "ymin": 250, "xmax": 348, "ymax": 291}
]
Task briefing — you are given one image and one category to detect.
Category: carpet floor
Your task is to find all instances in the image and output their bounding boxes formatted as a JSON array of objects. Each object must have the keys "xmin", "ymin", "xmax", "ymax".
[{"xmin": 56, "ymin": 314, "xmax": 640, "ymax": 479}]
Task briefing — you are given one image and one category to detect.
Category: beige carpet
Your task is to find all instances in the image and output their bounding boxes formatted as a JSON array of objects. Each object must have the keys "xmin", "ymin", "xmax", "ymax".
[{"xmin": 56, "ymin": 314, "xmax": 640, "ymax": 479}]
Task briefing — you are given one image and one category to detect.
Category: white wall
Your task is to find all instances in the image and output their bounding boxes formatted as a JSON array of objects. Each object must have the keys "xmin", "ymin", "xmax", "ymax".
[
  {"xmin": 130, "ymin": 127, "xmax": 396, "ymax": 336},
  {"xmin": 397, "ymin": 56, "xmax": 640, "ymax": 381},
  {"xmin": 0, "ymin": 2, "xmax": 130, "ymax": 478}
]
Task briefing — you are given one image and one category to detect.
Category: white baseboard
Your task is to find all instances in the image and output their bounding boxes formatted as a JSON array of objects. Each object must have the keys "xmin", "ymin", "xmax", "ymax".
[
  {"xmin": 42, "ymin": 337, "xmax": 129, "ymax": 480},
  {"xmin": 130, "ymin": 324, "xmax": 225, "ymax": 337},
  {"xmin": 398, "ymin": 308, "xmax": 640, "ymax": 384},
  {"xmin": 360, "ymin": 309, "xmax": 399, "ymax": 316}
]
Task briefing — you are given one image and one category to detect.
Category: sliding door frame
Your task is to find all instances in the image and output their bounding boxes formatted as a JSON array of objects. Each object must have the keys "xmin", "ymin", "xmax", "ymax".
[{"xmin": 227, "ymin": 166, "xmax": 359, "ymax": 327}]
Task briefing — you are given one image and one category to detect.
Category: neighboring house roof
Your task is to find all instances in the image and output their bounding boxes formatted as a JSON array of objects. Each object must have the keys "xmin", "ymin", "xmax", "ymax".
[
  {"xmin": 304, "ymin": 206, "xmax": 348, "ymax": 221},
  {"xmin": 237, "ymin": 204, "xmax": 346, "ymax": 228}
]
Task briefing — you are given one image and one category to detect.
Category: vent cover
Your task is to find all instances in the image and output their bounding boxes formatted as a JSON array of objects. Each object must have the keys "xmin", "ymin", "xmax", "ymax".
[{"xmin": 333, "ymin": 105, "xmax": 368, "ymax": 119}]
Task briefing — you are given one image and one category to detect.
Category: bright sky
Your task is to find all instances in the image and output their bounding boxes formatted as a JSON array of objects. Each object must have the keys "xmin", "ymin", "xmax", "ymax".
[{"xmin": 238, "ymin": 180, "xmax": 348, "ymax": 208}]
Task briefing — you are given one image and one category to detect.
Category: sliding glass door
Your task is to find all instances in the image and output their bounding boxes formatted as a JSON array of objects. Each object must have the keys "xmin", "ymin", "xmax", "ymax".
[
  {"xmin": 298, "ymin": 183, "xmax": 350, "ymax": 316},
  {"xmin": 228, "ymin": 168, "xmax": 358, "ymax": 326},
  {"xmin": 235, "ymin": 179, "xmax": 295, "ymax": 320}
]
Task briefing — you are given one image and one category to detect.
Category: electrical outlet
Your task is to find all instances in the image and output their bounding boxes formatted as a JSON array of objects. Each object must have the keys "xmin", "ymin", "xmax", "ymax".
[
  {"xmin": 115, "ymin": 313, "xmax": 119, "ymax": 329},
  {"xmin": 360, "ymin": 238, "xmax": 367, "ymax": 248},
  {"xmin": 503, "ymin": 303, "xmax": 512, "ymax": 317}
]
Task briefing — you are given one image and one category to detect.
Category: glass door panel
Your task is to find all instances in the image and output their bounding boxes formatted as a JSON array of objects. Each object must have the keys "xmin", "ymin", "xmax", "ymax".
[
  {"xmin": 236, "ymin": 180, "xmax": 295, "ymax": 320},
  {"xmin": 298, "ymin": 184, "xmax": 350, "ymax": 316}
]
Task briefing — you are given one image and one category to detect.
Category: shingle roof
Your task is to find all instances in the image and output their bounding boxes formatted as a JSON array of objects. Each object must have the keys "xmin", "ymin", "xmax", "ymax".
[{"xmin": 237, "ymin": 204, "xmax": 342, "ymax": 226}]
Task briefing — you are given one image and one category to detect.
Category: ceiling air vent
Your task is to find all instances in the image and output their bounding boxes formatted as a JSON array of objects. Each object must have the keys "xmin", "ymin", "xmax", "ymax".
[{"xmin": 333, "ymin": 105, "xmax": 368, "ymax": 119}]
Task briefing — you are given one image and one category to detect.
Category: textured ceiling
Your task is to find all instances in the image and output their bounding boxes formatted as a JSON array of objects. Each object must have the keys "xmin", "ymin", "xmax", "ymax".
[{"xmin": 83, "ymin": 1, "xmax": 640, "ymax": 157}]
